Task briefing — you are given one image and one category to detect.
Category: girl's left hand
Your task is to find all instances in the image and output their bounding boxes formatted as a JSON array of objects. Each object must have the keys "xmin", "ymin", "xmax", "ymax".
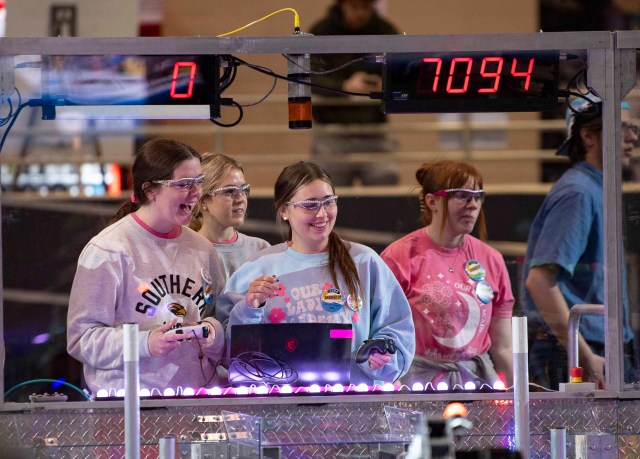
[
  {"xmin": 368, "ymin": 351, "xmax": 392, "ymax": 370},
  {"xmin": 183, "ymin": 320, "xmax": 216, "ymax": 349}
]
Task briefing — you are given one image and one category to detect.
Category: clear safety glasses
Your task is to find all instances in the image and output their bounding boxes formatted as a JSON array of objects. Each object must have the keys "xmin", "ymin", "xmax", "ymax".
[
  {"xmin": 287, "ymin": 195, "xmax": 338, "ymax": 213},
  {"xmin": 433, "ymin": 188, "xmax": 486, "ymax": 204},
  {"xmin": 152, "ymin": 174, "xmax": 205, "ymax": 191},
  {"xmin": 209, "ymin": 184, "xmax": 251, "ymax": 200}
]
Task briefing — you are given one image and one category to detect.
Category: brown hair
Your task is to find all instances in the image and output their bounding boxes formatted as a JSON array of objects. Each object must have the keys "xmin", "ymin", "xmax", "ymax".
[
  {"xmin": 189, "ymin": 153, "xmax": 245, "ymax": 231},
  {"xmin": 415, "ymin": 160, "xmax": 487, "ymax": 242},
  {"xmin": 274, "ymin": 161, "xmax": 363, "ymax": 306},
  {"xmin": 109, "ymin": 138, "xmax": 202, "ymax": 225}
]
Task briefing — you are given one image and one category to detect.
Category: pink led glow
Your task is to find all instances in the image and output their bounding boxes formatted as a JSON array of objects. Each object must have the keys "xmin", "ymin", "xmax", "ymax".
[
  {"xmin": 436, "ymin": 381, "xmax": 449, "ymax": 391},
  {"xmin": 308, "ymin": 384, "xmax": 321, "ymax": 393},
  {"xmin": 493, "ymin": 380, "xmax": 506, "ymax": 391},
  {"xmin": 331, "ymin": 384, "xmax": 345, "ymax": 393},
  {"xmin": 411, "ymin": 382, "xmax": 424, "ymax": 391},
  {"xmin": 208, "ymin": 387, "xmax": 222, "ymax": 396}
]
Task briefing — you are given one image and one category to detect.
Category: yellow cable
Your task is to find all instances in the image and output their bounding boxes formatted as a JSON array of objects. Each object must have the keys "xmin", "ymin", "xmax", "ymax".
[{"xmin": 217, "ymin": 8, "xmax": 300, "ymax": 38}]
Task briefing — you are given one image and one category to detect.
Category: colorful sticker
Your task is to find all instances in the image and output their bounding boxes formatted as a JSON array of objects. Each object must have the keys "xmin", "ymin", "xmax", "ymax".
[
  {"xmin": 321, "ymin": 288, "xmax": 344, "ymax": 313},
  {"xmin": 464, "ymin": 259, "xmax": 486, "ymax": 281},
  {"xmin": 475, "ymin": 280, "xmax": 494, "ymax": 304},
  {"xmin": 346, "ymin": 294, "xmax": 362, "ymax": 312}
]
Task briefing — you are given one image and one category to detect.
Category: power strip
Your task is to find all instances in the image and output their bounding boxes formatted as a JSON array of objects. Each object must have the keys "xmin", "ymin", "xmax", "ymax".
[{"xmin": 29, "ymin": 393, "xmax": 69, "ymax": 403}]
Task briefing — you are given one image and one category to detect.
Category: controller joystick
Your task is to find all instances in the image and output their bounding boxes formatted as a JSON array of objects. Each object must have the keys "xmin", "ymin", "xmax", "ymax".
[
  {"xmin": 164, "ymin": 322, "xmax": 209, "ymax": 341},
  {"xmin": 355, "ymin": 338, "xmax": 397, "ymax": 364}
]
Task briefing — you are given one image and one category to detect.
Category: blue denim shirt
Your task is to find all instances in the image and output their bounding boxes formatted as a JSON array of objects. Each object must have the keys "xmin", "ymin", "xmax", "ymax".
[{"xmin": 522, "ymin": 161, "xmax": 633, "ymax": 344}]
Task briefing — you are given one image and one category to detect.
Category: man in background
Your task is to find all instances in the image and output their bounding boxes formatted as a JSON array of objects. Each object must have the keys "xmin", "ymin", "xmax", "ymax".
[
  {"xmin": 309, "ymin": 0, "xmax": 399, "ymax": 186},
  {"xmin": 523, "ymin": 95, "xmax": 638, "ymax": 389}
]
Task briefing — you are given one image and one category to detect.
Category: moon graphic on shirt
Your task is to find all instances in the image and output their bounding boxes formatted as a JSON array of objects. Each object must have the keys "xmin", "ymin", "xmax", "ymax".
[{"xmin": 432, "ymin": 291, "xmax": 480, "ymax": 349}]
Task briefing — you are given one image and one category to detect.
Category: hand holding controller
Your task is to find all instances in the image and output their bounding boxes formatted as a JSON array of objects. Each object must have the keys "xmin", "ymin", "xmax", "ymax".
[
  {"xmin": 164, "ymin": 323, "xmax": 210, "ymax": 341},
  {"xmin": 355, "ymin": 338, "xmax": 397, "ymax": 364}
]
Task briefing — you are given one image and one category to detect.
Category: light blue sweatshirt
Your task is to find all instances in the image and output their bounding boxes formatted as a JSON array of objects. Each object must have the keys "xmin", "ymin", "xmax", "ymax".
[{"xmin": 218, "ymin": 242, "xmax": 415, "ymax": 384}]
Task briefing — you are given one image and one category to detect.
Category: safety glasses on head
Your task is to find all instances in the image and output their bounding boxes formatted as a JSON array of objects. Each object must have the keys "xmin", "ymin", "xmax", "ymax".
[
  {"xmin": 209, "ymin": 184, "xmax": 251, "ymax": 200},
  {"xmin": 286, "ymin": 195, "xmax": 338, "ymax": 213},
  {"xmin": 152, "ymin": 174, "xmax": 205, "ymax": 191},
  {"xmin": 433, "ymin": 188, "xmax": 485, "ymax": 204}
]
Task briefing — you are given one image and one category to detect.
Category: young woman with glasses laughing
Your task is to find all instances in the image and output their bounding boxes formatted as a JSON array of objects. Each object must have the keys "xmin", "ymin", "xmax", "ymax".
[
  {"xmin": 381, "ymin": 160, "xmax": 514, "ymax": 390},
  {"xmin": 67, "ymin": 138, "xmax": 226, "ymax": 395}
]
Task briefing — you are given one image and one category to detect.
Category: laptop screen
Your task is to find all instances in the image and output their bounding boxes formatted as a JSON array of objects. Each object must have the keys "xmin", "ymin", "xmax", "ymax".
[{"xmin": 228, "ymin": 323, "xmax": 353, "ymax": 387}]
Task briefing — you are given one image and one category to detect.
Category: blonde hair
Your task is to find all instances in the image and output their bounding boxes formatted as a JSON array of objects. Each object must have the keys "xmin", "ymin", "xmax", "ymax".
[{"xmin": 189, "ymin": 153, "xmax": 244, "ymax": 231}]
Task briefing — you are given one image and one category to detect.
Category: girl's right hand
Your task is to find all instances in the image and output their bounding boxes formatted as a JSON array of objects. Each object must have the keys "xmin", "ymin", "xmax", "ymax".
[
  {"xmin": 147, "ymin": 319, "xmax": 181, "ymax": 356},
  {"xmin": 245, "ymin": 275, "xmax": 278, "ymax": 308}
]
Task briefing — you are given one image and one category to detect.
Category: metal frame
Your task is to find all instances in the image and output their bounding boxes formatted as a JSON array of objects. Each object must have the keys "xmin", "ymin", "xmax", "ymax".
[{"xmin": 0, "ymin": 30, "xmax": 636, "ymax": 404}]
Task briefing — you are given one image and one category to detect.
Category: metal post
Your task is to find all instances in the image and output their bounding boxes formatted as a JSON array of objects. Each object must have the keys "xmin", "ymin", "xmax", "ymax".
[
  {"xmin": 124, "ymin": 323, "xmax": 140, "ymax": 459},
  {"xmin": 567, "ymin": 304, "xmax": 604, "ymax": 373},
  {"xmin": 158, "ymin": 436, "xmax": 175, "ymax": 459},
  {"xmin": 512, "ymin": 316, "xmax": 530, "ymax": 459},
  {"xmin": 550, "ymin": 428, "xmax": 567, "ymax": 459}
]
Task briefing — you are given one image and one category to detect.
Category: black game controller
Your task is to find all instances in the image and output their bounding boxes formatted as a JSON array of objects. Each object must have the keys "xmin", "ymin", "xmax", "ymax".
[{"xmin": 355, "ymin": 338, "xmax": 397, "ymax": 364}]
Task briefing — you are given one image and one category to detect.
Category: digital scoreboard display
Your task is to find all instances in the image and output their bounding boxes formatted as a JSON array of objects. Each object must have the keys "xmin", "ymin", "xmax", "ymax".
[
  {"xmin": 382, "ymin": 51, "xmax": 560, "ymax": 113},
  {"xmin": 43, "ymin": 55, "xmax": 220, "ymax": 107}
]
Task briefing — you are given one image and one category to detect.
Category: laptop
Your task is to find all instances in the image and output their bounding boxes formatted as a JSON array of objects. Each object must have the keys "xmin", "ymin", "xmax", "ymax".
[{"xmin": 228, "ymin": 323, "xmax": 353, "ymax": 387}]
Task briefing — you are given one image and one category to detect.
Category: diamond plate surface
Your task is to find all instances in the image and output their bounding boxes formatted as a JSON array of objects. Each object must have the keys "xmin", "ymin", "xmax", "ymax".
[{"xmin": 2, "ymin": 398, "xmax": 640, "ymax": 458}]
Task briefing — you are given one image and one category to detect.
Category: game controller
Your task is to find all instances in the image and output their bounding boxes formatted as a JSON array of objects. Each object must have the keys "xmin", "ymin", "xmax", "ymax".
[
  {"xmin": 165, "ymin": 323, "xmax": 209, "ymax": 341},
  {"xmin": 355, "ymin": 338, "xmax": 397, "ymax": 364}
]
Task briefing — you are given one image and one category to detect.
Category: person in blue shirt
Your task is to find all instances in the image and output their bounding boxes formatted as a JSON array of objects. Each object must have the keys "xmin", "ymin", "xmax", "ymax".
[
  {"xmin": 219, "ymin": 161, "xmax": 415, "ymax": 385},
  {"xmin": 523, "ymin": 95, "xmax": 638, "ymax": 389}
]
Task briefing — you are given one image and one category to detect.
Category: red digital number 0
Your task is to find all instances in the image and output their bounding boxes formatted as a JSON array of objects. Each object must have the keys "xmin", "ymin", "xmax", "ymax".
[
  {"xmin": 170, "ymin": 61, "xmax": 197, "ymax": 99},
  {"xmin": 418, "ymin": 58, "xmax": 442, "ymax": 93},
  {"xmin": 510, "ymin": 58, "xmax": 533, "ymax": 91},
  {"xmin": 478, "ymin": 57, "xmax": 503, "ymax": 93},
  {"xmin": 446, "ymin": 57, "xmax": 473, "ymax": 94}
]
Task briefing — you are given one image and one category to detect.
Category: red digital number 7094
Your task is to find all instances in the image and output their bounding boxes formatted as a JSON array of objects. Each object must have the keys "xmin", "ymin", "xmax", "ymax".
[{"xmin": 418, "ymin": 56, "xmax": 534, "ymax": 94}]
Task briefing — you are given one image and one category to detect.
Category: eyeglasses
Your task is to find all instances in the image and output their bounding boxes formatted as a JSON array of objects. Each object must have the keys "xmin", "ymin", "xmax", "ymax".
[
  {"xmin": 433, "ymin": 188, "xmax": 485, "ymax": 204},
  {"xmin": 209, "ymin": 184, "xmax": 251, "ymax": 200},
  {"xmin": 152, "ymin": 174, "xmax": 205, "ymax": 191},
  {"xmin": 287, "ymin": 195, "xmax": 338, "ymax": 213}
]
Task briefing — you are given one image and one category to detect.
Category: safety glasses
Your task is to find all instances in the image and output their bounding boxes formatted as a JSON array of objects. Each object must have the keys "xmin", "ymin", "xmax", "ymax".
[
  {"xmin": 287, "ymin": 195, "xmax": 338, "ymax": 213},
  {"xmin": 152, "ymin": 174, "xmax": 205, "ymax": 191},
  {"xmin": 433, "ymin": 188, "xmax": 485, "ymax": 204},
  {"xmin": 209, "ymin": 184, "xmax": 251, "ymax": 200}
]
